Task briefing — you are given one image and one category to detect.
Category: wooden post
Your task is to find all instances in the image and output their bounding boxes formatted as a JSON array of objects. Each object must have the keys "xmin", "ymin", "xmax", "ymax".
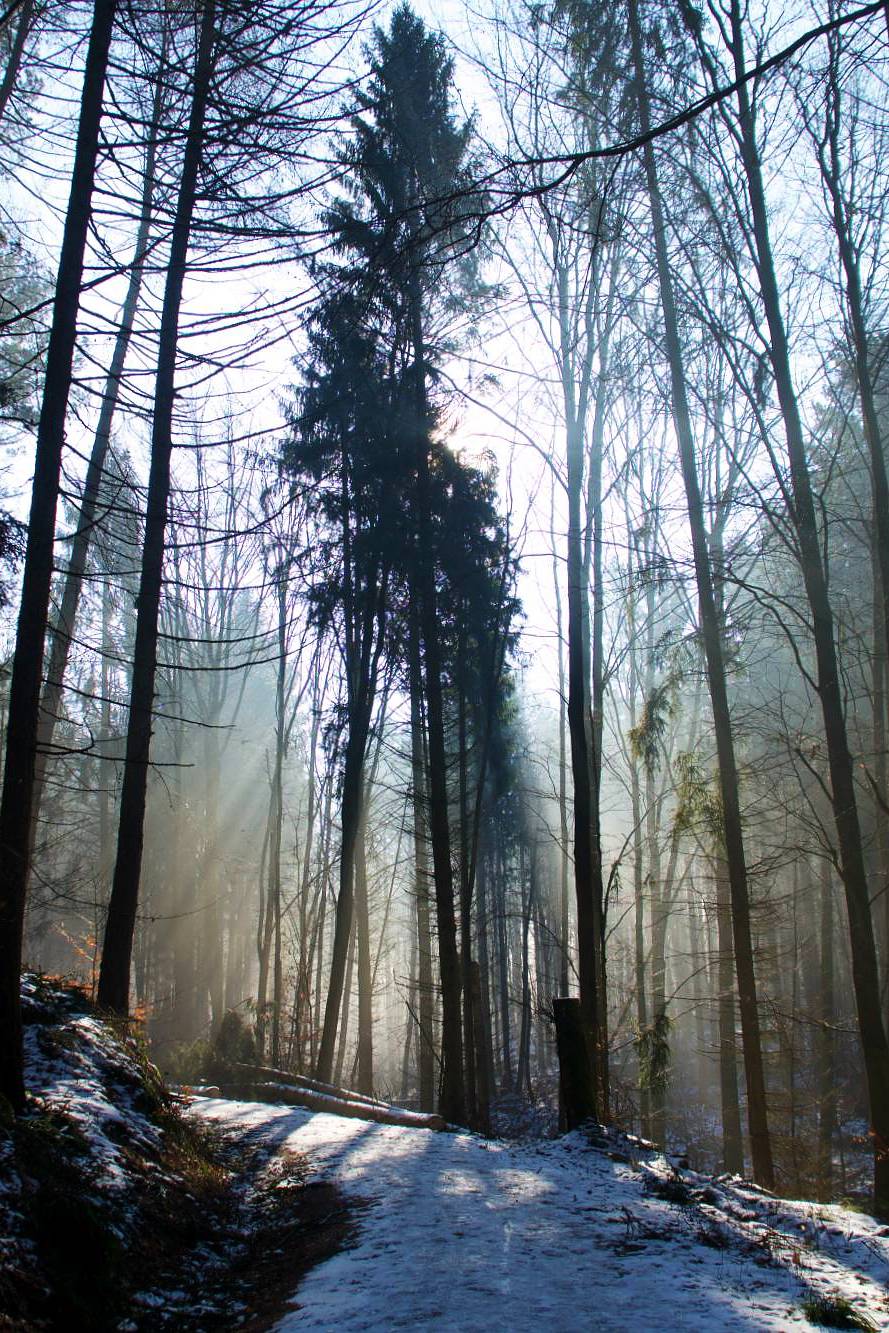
[{"xmin": 554, "ymin": 996, "xmax": 597, "ymax": 1130}]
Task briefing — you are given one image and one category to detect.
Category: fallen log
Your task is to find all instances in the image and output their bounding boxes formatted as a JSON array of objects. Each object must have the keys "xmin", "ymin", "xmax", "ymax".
[
  {"xmin": 233, "ymin": 1063, "xmax": 388, "ymax": 1110},
  {"xmin": 230, "ymin": 1078, "xmax": 446, "ymax": 1131}
]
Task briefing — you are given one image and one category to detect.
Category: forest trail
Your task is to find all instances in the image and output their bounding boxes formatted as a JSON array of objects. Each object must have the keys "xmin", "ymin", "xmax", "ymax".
[{"xmin": 192, "ymin": 1101, "xmax": 889, "ymax": 1331}]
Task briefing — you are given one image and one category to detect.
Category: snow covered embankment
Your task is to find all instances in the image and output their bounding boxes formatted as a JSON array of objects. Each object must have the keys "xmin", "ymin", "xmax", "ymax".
[
  {"xmin": 1, "ymin": 977, "xmax": 353, "ymax": 1331},
  {"xmin": 0, "ymin": 976, "xmax": 235, "ymax": 1328},
  {"xmin": 194, "ymin": 1099, "xmax": 889, "ymax": 1332}
]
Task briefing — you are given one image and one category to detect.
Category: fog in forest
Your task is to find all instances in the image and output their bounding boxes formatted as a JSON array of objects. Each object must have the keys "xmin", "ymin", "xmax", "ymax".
[{"xmin": 3, "ymin": 0, "xmax": 889, "ymax": 1218}]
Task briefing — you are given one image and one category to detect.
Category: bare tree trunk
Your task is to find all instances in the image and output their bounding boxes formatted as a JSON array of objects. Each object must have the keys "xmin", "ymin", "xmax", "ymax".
[
  {"xmin": 476, "ymin": 842, "xmax": 496, "ymax": 1117},
  {"xmin": 31, "ymin": 37, "xmax": 165, "ymax": 848},
  {"xmin": 874, "ymin": 549, "xmax": 889, "ymax": 1016},
  {"xmin": 272, "ymin": 853, "xmax": 283, "ymax": 1066},
  {"xmin": 97, "ymin": 0, "xmax": 217, "ymax": 1014},
  {"xmin": 203, "ymin": 730, "xmax": 226, "ymax": 1037},
  {"xmin": 686, "ymin": 880, "xmax": 708, "ymax": 1105},
  {"xmin": 316, "ymin": 724, "xmax": 365, "ymax": 1081},
  {"xmin": 632, "ymin": 767, "xmax": 650, "ymax": 1138},
  {"xmin": 417, "ymin": 555, "xmax": 464, "ymax": 1120},
  {"xmin": 552, "ymin": 493, "xmax": 571, "ymax": 997},
  {"xmin": 334, "ymin": 920, "xmax": 356, "ymax": 1089},
  {"xmin": 516, "ymin": 842, "xmax": 535, "ymax": 1099},
  {"xmin": 458, "ymin": 624, "xmax": 477, "ymax": 1123},
  {"xmin": 401, "ymin": 934, "xmax": 418, "ymax": 1102},
  {"xmin": 566, "ymin": 401, "xmax": 602, "ymax": 1114},
  {"xmin": 268, "ymin": 578, "xmax": 288, "ymax": 1064},
  {"xmin": 170, "ymin": 713, "xmax": 198, "ymax": 1043},
  {"xmin": 816, "ymin": 53, "xmax": 889, "ymax": 704},
  {"xmin": 409, "ymin": 285, "xmax": 464, "ymax": 1124},
  {"xmin": 639, "ymin": 572, "xmax": 667, "ymax": 1143},
  {"xmin": 0, "ymin": 0, "xmax": 118, "ymax": 1106},
  {"xmin": 496, "ymin": 830, "xmax": 513, "ymax": 1091},
  {"xmin": 628, "ymin": 0, "xmax": 773, "ymax": 1188},
  {"xmin": 471, "ymin": 961, "xmax": 491, "ymax": 1132},
  {"xmin": 715, "ymin": 855, "xmax": 744, "ymax": 1173},
  {"xmin": 292, "ymin": 704, "xmax": 321, "ymax": 1071},
  {"xmin": 0, "ymin": 0, "xmax": 34, "ymax": 123},
  {"xmin": 583, "ymin": 281, "xmax": 616, "ymax": 1115},
  {"xmin": 315, "ymin": 497, "xmax": 387, "ymax": 1083},
  {"xmin": 355, "ymin": 812, "xmax": 373, "ymax": 1096},
  {"xmin": 98, "ymin": 577, "xmax": 114, "ymax": 894},
  {"xmin": 256, "ymin": 804, "xmax": 274, "ymax": 1061},
  {"xmin": 311, "ymin": 798, "xmax": 332, "ymax": 1070},
  {"xmin": 627, "ymin": 569, "xmax": 651, "ymax": 1138},
  {"xmin": 409, "ymin": 608, "xmax": 435, "ymax": 1111},
  {"xmin": 647, "ymin": 773, "xmax": 667, "ymax": 1146},
  {"xmin": 818, "ymin": 858, "xmax": 836, "ymax": 1200},
  {"xmin": 727, "ymin": 0, "xmax": 889, "ymax": 1210}
]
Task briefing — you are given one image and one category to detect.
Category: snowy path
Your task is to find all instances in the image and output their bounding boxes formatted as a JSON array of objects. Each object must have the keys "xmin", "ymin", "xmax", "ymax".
[{"xmin": 193, "ymin": 1100, "xmax": 889, "ymax": 1331}]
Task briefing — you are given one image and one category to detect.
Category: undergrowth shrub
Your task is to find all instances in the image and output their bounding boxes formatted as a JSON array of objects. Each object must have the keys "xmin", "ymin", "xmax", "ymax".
[
  {"xmin": 204, "ymin": 1011, "xmax": 257, "ymax": 1087},
  {"xmin": 801, "ymin": 1293, "xmax": 877, "ymax": 1329}
]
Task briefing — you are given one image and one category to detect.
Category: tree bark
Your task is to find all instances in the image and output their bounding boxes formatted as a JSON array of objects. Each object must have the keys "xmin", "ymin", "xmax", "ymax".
[
  {"xmin": 408, "ymin": 281, "xmax": 464, "ymax": 1124},
  {"xmin": 409, "ymin": 604, "xmax": 435, "ymax": 1111},
  {"xmin": 476, "ymin": 841, "xmax": 496, "ymax": 1114},
  {"xmin": 355, "ymin": 811, "xmax": 373, "ymax": 1096},
  {"xmin": 566, "ymin": 404, "xmax": 602, "ymax": 1113},
  {"xmin": 727, "ymin": 0, "xmax": 889, "ymax": 1211},
  {"xmin": 334, "ymin": 920, "xmax": 356, "ymax": 1088},
  {"xmin": 873, "ymin": 546, "xmax": 889, "ymax": 1017},
  {"xmin": 554, "ymin": 996, "xmax": 596, "ymax": 1129},
  {"xmin": 516, "ymin": 842, "xmax": 535, "ymax": 1099},
  {"xmin": 97, "ymin": 0, "xmax": 217, "ymax": 1014},
  {"xmin": 30, "ymin": 34, "xmax": 165, "ymax": 854},
  {"xmin": 626, "ymin": 551, "xmax": 652, "ymax": 1137},
  {"xmin": 583, "ymin": 274, "xmax": 616, "ymax": 1114},
  {"xmin": 0, "ymin": 0, "xmax": 34, "ymax": 124},
  {"xmin": 818, "ymin": 858, "xmax": 836, "ymax": 1200},
  {"xmin": 471, "ymin": 961, "xmax": 491, "ymax": 1133},
  {"xmin": 816, "ymin": 52, "xmax": 889, "ymax": 704},
  {"xmin": 553, "ymin": 530, "xmax": 571, "ymax": 997},
  {"xmin": 716, "ymin": 855, "xmax": 744, "ymax": 1174},
  {"xmin": 458, "ymin": 620, "xmax": 477, "ymax": 1122},
  {"xmin": 628, "ymin": 0, "xmax": 773, "ymax": 1188},
  {"xmin": 495, "ymin": 828, "xmax": 513, "ymax": 1091},
  {"xmin": 316, "ymin": 717, "xmax": 368, "ymax": 1081},
  {"xmin": 269, "ymin": 576, "xmax": 288, "ymax": 1064},
  {"xmin": 315, "ymin": 553, "xmax": 386, "ymax": 1082},
  {"xmin": 0, "ymin": 0, "xmax": 118, "ymax": 1108}
]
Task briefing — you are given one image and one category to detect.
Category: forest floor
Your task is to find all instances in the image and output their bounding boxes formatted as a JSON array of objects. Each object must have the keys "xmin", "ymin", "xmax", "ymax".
[
  {"xmin": 4, "ymin": 980, "xmax": 889, "ymax": 1330},
  {"xmin": 193, "ymin": 1098, "xmax": 889, "ymax": 1331},
  {"xmin": 0, "ymin": 978, "xmax": 352, "ymax": 1330}
]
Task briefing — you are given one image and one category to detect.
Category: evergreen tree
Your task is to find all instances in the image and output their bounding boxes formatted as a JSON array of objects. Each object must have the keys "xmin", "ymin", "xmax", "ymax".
[
  {"xmin": 322, "ymin": 3, "xmax": 489, "ymax": 1122},
  {"xmin": 285, "ymin": 287, "xmax": 407, "ymax": 1088}
]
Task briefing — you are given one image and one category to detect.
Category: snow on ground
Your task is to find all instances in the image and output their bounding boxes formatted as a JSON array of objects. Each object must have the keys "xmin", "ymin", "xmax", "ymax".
[
  {"xmin": 3, "ymin": 977, "xmax": 234, "ymax": 1327},
  {"xmin": 192, "ymin": 1099, "xmax": 889, "ymax": 1331},
  {"xmin": 19, "ymin": 977, "xmax": 164, "ymax": 1191}
]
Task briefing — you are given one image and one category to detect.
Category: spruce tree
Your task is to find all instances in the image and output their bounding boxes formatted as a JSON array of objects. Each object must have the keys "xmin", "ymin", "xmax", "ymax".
[{"xmin": 324, "ymin": 3, "xmax": 487, "ymax": 1121}]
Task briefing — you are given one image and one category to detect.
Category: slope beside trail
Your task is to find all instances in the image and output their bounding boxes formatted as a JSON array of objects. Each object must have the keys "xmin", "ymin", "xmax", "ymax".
[{"xmin": 192, "ymin": 1099, "xmax": 889, "ymax": 1331}]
